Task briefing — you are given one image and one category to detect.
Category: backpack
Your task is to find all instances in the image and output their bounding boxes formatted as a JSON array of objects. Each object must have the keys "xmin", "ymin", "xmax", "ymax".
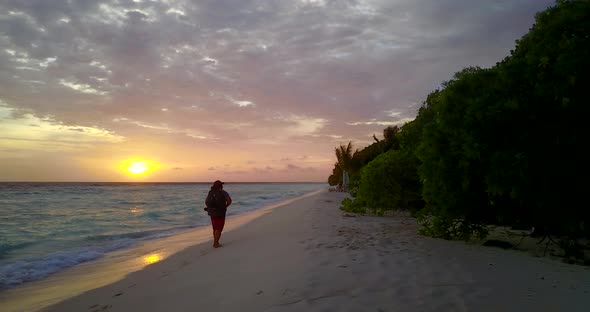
[{"xmin": 206, "ymin": 189, "xmax": 226, "ymax": 216}]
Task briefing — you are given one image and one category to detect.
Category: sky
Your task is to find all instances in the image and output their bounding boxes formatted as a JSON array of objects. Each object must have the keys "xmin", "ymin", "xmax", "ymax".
[{"xmin": 0, "ymin": 0, "xmax": 554, "ymax": 182}]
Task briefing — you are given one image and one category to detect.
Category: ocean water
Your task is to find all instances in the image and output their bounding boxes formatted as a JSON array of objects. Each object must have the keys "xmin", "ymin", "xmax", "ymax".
[{"xmin": 0, "ymin": 182, "xmax": 324, "ymax": 290}]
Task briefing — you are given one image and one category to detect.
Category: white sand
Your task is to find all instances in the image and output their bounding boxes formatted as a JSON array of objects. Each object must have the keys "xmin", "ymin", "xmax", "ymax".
[{"xmin": 32, "ymin": 191, "xmax": 590, "ymax": 311}]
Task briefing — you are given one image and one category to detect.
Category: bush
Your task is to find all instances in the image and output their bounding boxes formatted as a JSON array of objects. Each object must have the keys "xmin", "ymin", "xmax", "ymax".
[
  {"xmin": 341, "ymin": 197, "xmax": 366, "ymax": 213},
  {"xmin": 415, "ymin": 0, "xmax": 590, "ymax": 241},
  {"xmin": 416, "ymin": 209, "xmax": 488, "ymax": 240},
  {"xmin": 342, "ymin": 150, "xmax": 421, "ymax": 214}
]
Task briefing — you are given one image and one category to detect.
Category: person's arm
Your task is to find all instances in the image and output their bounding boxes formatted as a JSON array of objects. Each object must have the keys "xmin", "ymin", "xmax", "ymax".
[
  {"xmin": 205, "ymin": 191, "xmax": 211, "ymax": 207},
  {"xmin": 225, "ymin": 192, "xmax": 232, "ymax": 208}
]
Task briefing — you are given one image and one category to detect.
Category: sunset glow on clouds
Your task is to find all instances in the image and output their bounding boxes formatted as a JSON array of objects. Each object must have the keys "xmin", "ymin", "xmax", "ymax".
[{"xmin": 0, "ymin": 0, "xmax": 553, "ymax": 182}]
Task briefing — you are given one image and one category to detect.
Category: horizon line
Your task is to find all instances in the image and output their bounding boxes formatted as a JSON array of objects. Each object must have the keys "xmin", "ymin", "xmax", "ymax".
[{"xmin": 0, "ymin": 181, "xmax": 327, "ymax": 184}]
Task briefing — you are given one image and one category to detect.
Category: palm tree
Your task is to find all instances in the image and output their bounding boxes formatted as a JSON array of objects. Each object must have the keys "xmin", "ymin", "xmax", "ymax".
[
  {"xmin": 335, "ymin": 141, "xmax": 354, "ymax": 172},
  {"xmin": 335, "ymin": 142, "xmax": 355, "ymax": 188},
  {"xmin": 383, "ymin": 125, "xmax": 400, "ymax": 150}
]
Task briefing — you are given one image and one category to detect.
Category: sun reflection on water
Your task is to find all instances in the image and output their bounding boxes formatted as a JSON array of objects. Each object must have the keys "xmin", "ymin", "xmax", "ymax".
[
  {"xmin": 130, "ymin": 206, "xmax": 143, "ymax": 214},
  {"xmin": 143, "ymin": 253, "xmax": 162, "ymax": 265}
]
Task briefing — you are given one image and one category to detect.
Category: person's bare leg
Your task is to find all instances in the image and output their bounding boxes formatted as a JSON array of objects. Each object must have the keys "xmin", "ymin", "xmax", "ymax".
[{"xmin": 213, "ymin": 230, "xmax": 222, "ymax": 248}]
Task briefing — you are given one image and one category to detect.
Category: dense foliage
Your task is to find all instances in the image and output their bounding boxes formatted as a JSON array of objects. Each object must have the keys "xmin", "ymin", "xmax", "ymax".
[
  {"xmin": 331, "ymin": 1, "xmax": 590, "ymax": 251},
  {"xmin": 418, "ymin": 0, "xmax": 590, "ymax": 240},
  {"xmin": 342, "ymin": 149, "xmax": 422, "ymax": 215},
  {"xmin": 328, "ymin": 127, "xmax": 400, "ymax": 186}
]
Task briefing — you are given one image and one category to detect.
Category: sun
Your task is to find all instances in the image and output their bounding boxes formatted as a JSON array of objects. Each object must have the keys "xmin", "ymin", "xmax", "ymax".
[
  {"xmin": 119, "ymin": 158, "xmax": 159, "ymax": 177},
  {"xmin": 127, "ymin": 161, "xmax": 148, "ymax": 175}
]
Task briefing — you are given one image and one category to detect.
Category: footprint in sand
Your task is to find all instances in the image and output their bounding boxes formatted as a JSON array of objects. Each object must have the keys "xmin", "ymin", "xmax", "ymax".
[{"xmin": 89, "ymin": 303, "xmax": 112, "ymax": 312}]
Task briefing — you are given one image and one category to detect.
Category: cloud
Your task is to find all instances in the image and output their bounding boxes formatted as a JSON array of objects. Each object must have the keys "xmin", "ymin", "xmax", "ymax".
[
  {"xmin": 59, "ymin": 79, "xmax": 108, "ymax": 95},
  {"xmin": 286, "ymin": 163, "xmax": 315, "ymax": 172},
  {"xmin": 0, "ymin": 0, "xmax": 555, "ymax": 181},
  {"xmin": 253, "ymin": 166, "xmax": 274, "ymax": 173},
  {"xmin": 0, "ymin": 106, "xmax": 125, "ymax": 150},
  {"xmin": 386, "ymin": 110, "xmax": 402, "ymax": 117},
  {"xmin": 227, "ymin": 96, "xmax": 255, "ymax": 107},
  {"xmin": 347, "ymin": 117, "xmax": 415, "ymax": 127}
]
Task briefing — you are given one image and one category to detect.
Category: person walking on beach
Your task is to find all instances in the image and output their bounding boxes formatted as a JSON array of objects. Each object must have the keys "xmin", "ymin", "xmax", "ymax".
[{"xmin": 205, "ymin": 180, "xmax": 232, "ymax": 248}]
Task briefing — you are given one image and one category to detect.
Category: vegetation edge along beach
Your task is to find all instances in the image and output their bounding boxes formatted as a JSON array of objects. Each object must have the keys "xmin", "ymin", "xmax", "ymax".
[{"xmin": 327, "ymin": 0, "xmax": 590, "ymax": 265}]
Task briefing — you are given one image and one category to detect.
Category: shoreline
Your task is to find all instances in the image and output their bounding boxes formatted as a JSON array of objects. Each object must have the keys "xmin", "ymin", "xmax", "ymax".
[
  {"xmin": 0, "ymin": 190, "xmax": 323, "ymax": 312},
  {"xmin": 47, "ymin": 192, "xmax": 590, "ymax": 311},
  {"xmin": 4, "ymin": 190, "xmax": 590, "ymax": 311}
]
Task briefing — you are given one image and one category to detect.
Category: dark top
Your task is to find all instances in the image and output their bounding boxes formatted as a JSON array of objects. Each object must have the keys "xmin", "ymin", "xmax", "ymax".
[{"xmin": 206, "ymin": 190, "xmax": 230, "ymax": 217}]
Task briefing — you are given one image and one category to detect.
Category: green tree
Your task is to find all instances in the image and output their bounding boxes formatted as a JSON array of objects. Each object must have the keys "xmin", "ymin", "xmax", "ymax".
[
  {"xmin": 335, "ymin": 142, "xmax": 354, "ymax": 172},
  {"xmin": 416, "ymin": 0, "xmax": 590, "ymax": 240},
  {"xmin": 328, "ymin": 163, "xmax": 343, "ymax": 186},
  {"xmin": 487, "ymin": 0, "xmax": 590, "ymax": 236},
  {"xmin": 383, "ymin": 126, "xmax": 400, "ymax": 151},
  {"xmin": 342, "ymin": 149, "xmax": 422, "ymax": 214},
  {"xmin": 417, "ymin": 68, "xmax": 502, "ymax": 239}
]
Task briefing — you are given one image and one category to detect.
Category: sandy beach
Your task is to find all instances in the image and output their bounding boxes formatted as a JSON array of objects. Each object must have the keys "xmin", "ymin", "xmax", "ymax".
[{"xmin": 31, "ymin": 191, "xmax": 590, "ymax": 311}]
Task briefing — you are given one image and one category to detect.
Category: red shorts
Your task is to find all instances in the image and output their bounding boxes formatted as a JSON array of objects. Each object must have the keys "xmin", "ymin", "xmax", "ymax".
[{"xmin": 210, "ymin": 216, "xmax": 225, "ymax": 231}]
